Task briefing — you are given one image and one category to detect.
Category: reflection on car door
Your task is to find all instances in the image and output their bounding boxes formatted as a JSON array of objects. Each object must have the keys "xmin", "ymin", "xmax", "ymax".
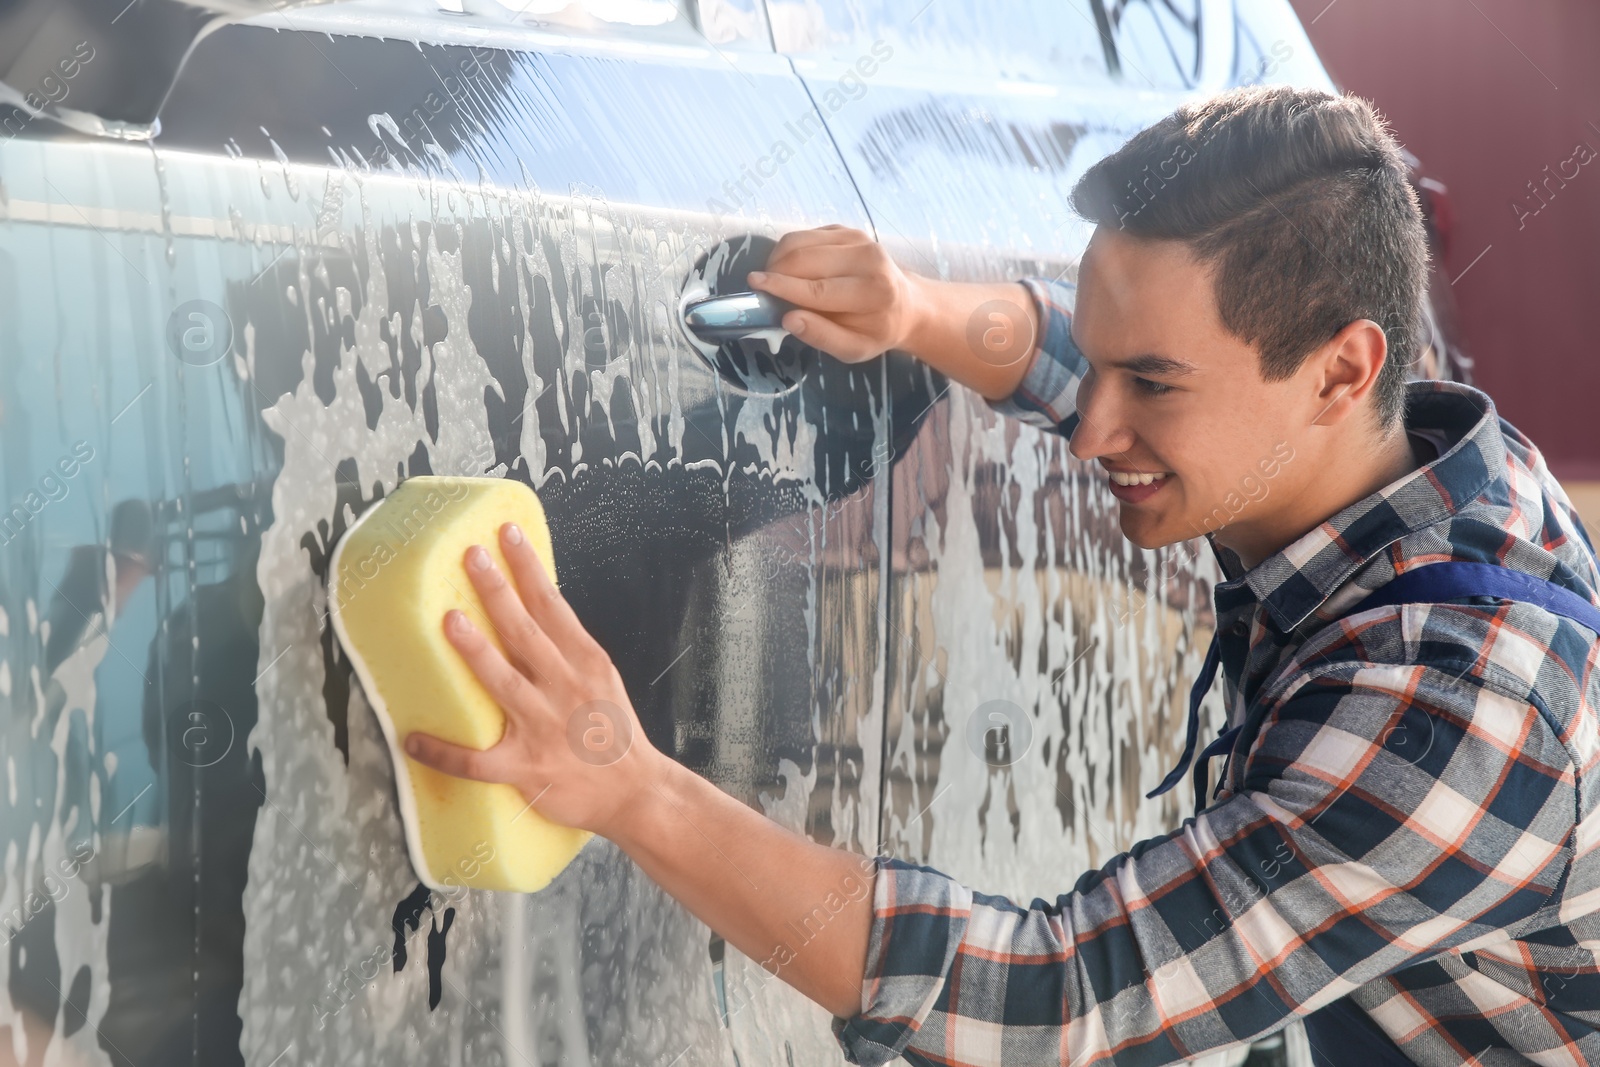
[{"xmin": 0, "ymin": 7, "xmax": 889, "ymax": 1065}]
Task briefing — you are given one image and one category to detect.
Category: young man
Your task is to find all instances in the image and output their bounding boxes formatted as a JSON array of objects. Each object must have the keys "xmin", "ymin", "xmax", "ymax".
[{"xmin": 404, "ymin": 86, "xmax": 1600, "ymax": 1064}]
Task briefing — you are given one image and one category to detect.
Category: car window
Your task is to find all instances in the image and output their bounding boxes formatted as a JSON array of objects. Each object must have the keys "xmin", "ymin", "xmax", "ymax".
[
  {"xmin": 487, "ymin": 0, "xmax": 767, "ymax": 44},
  {"xmin": 488, "ymin": 0, "xmax": 679, "ymax": 26},
  {"xmin": 693, "ymin": 0, "xmax": 773, "ymax": 45},
  {"xmin": 249, "ymin": 0, "xmax": 772, "ymax": 49},
  {"xmin": 767, "ymin": 0, "xmax": 1113, "ymax": 86},
  {"xmin": 1230, "ymin": 0, "xmax": 1337, "ymax": 90},
  {"xmin": 1096, "ymin": 0, "xmax": 1204, "ymax": 90}
]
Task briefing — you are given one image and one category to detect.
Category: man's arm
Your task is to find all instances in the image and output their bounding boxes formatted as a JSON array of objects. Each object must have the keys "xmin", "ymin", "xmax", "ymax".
[
  {"xmin": 980, "ymin": 276, "xmax": 1089, "ymax": 439},
  {"xmin": 897, "ymin": 275, "xmax": 1042, "ymax": 400},
  {"xmin": 401, "ymin": 522, "xmax": 875, "ymax": 1020},
  {"xmin": 749, "ymin": 227, "xmax": 1089, "ymax": 439},
  {"xmin": 746, "ymin": 224, "xmax": 1042, "ymax": 400},
  {"xmin": 610, "ymin": 753, "xmax": 876, "ymax": 1020}
]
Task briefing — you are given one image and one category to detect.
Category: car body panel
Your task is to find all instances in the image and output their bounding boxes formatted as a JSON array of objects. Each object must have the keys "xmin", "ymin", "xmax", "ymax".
[{"xmin": 0, "ymin": 18, "xmax": 888, "ymax": 1067}]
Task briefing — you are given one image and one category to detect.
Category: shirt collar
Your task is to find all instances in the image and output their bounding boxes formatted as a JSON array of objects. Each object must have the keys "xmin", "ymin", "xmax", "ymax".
[{"xmin": 1211, "ymin": 380, "xmax": 1502, "ymax": 633}]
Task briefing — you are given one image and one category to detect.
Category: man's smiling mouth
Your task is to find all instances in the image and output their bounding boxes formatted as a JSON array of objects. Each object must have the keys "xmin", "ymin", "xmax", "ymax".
[{"xmin": 1106, "ymin": 470, "xmax": 1171, "ymax": 487}]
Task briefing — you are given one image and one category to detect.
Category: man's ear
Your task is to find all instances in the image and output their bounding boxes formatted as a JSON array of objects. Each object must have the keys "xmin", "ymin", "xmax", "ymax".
[{"xmin": 1308, "ymin": 319, "xmax": 1387, "ymax": 427}]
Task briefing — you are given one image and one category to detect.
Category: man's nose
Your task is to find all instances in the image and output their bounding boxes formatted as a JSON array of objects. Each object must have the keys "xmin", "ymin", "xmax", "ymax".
[{"xmin": 1067, "ymin": 380, "xmax": 1135, "ymax": 463}]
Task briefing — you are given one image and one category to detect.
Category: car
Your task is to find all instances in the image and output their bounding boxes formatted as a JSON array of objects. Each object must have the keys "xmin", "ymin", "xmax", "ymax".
[{"xmin": 0, "ymin": 1, "xmax": 1453, "ymax": 1064}]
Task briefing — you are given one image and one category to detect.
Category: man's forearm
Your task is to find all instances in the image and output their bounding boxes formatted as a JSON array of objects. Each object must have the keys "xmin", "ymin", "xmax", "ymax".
[
  {"xmin": 903, "ymin": 276, "xmax": 1041, "ymax": 401},
  {"xmin": 610, "ymin": 753, "xmax": 876, "ymax": 1021}
]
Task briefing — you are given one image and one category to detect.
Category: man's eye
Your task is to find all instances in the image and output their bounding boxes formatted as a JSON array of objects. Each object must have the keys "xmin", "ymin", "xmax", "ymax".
[{"xmin": 1133, "ymin": 377, "xmax": 1174, "ymax": 396}]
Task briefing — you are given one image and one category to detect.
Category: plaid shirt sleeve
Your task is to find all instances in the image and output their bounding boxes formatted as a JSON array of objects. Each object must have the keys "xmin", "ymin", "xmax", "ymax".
[
  {"xmin": 831, "ymin": 628, "xmax": 1577, "ymax": 1066},
  {"xmin": 983, "ymin": 277, "xmax": 1087, "ymax": 438}
]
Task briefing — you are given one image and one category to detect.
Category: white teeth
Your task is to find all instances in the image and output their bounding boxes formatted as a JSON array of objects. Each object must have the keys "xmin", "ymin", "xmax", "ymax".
[{"xmin": 1109, "ymin": 471, "xmax": 1169, "ymax": 486}]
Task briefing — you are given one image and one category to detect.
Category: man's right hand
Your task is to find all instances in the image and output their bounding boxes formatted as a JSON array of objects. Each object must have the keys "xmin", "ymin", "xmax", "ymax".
[
  {"xmin": 747, "ymin": 224, "xmax": 921, "ymax": 364},
  {"xmin": 747, "ymin": 224, "xmax": 1044, "ymax": 401}
]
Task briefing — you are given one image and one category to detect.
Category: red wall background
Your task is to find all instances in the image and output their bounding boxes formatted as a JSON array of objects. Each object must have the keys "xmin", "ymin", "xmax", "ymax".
[{"xmin": 1288, "ymin": 0, "xmax": 1600, "ymax": 484}]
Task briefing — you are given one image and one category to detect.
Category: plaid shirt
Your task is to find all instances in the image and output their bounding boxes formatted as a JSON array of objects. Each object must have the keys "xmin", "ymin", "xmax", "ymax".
[{"xmin": 833, "ymin": 277, "xmax": 1600, "ymax": 1066}]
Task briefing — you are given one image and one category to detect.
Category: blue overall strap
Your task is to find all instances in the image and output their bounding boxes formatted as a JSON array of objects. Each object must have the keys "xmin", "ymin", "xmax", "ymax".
[
  {"xmin": 1148, "ymin": 561, "xmax": 1600, "ymax": 814},
  {"xmin": 1347, "ymin": 560, "xmax": 1600, "ymax": 636}
]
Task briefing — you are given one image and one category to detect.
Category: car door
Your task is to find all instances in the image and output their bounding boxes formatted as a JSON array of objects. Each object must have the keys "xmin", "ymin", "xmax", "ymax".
[
  {"xmin": 766, "ymin": 0, "xmax": 1238, "ymax": 933},
  {"xmin": 0, "ymin": 4, "xmax": 890, "ymax": 1065},
  {"xmin": 772, "ymin": 4, "xmax": 1343, "ymax": 1063}
]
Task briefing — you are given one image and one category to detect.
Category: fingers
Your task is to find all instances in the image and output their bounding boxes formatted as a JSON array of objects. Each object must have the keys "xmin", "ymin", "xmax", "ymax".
[
  {"xmin": 748, "ymin": 271, "xmax": 874, "ymax": 314},
  {"xmin": 761, "ymin": 243, "xmax": 880, "ymax": 288},
  {"xmin": 768, "ymin": 224, "xmax": 869, "ymax": 261},
  {"xmin": 442, "ymin": 607, "xmax": 543, "ymax": 718},
  {"xmin": 778, "ymin": 311, "xmax": 885, "ymax": 364},
  {"xmin": 497, "ymin": 523, "xmax": 592, "ymax": 657},
  {"xmin": 403, "ymin": 729, "xmax": 522, "ymax": 783},
  {"xmin": 462, "ymin": 543, "xmax": 563, "ymax": 684}
]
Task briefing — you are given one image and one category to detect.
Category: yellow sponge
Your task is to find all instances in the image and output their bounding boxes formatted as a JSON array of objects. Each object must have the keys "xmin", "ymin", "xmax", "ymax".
[{"xmin": 328, "ymin": 475, "xmax": 592, "ymax": 893}]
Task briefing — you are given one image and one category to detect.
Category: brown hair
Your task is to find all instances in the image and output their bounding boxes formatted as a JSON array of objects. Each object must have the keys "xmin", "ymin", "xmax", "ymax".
[{"xmin": 1070, "ymin": 85, "xmax": 1428, "ymax": 431}]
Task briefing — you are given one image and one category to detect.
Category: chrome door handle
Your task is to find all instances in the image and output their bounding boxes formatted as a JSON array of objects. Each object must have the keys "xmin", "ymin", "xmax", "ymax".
[{"xmin": 682, "ymin": 291, "xmax": 795, "ymax": 348}]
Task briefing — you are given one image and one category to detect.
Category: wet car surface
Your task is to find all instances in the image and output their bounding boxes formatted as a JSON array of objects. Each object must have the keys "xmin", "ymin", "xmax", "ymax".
[{"xmin": 0, "ymin": 1, "xmax": 1462, "ymax": 1064}]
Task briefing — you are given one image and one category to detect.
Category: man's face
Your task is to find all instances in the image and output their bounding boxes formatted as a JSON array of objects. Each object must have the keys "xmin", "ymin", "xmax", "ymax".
[{"xmin": 1067, "ymin": 227, "xmax": 1311, "ymax": 554}]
